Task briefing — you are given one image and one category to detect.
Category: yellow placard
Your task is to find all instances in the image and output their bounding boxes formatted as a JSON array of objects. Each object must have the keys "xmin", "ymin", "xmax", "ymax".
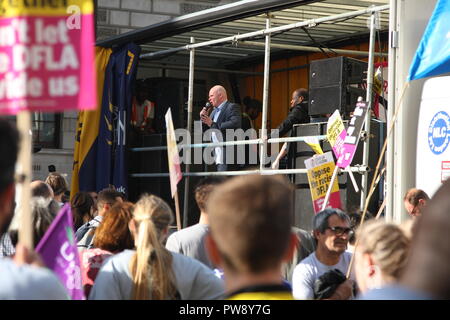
[
  {"xmin": 306, "ymin": 162, "xmax": 339, "ymax": 201},
  {"xmin": 327, "ymin": 110, "xmax": 345, "ymax": 148},
  {"xmin": 304, "ymin": 136, "xmax": 324, "ymax": 154},
  {"xmin": 0, "ymin": 0, "xmax": 93, "ymax": 17}
]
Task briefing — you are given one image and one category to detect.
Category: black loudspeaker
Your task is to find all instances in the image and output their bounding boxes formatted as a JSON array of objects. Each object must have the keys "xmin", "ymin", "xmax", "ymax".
[
  {"xmin": 288, "ymin": 119, "xmax": 385, "ymax": 231},
  {"xmin": 309, "ymin": 57, "xmax": 367, "ymax": 117}
]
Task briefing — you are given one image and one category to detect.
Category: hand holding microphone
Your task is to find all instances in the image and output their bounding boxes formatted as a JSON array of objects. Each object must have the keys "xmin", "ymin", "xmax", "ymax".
[
  {"xmin": 200, "ymin": 102, "xmax": 212, "ymax": 116},
  {"xmin": 200, "ymin": 101, "xmax": 213, "ymax": 126}
]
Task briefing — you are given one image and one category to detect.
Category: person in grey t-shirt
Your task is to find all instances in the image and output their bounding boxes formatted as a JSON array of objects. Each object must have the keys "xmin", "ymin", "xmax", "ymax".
[{"xmin": 166, "ymin": 177, "xmax": 225, "ymax": 269}]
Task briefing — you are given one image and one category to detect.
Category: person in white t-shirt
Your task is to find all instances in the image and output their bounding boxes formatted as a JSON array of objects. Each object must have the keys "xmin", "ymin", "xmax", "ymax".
[{"xmin": 292, "ymin": 208, "xmax": 355, "ymax": 300}]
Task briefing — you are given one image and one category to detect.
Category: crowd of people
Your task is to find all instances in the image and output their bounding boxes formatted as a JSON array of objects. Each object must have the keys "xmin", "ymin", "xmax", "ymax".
[{"xmin": 1, "ymin": 104, "xmax": 450, "ymax": 300}]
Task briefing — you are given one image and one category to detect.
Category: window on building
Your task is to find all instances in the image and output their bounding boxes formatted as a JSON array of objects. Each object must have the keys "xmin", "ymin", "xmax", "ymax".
[{"xmin": 32, "ymin": 113, "xmax": 61, "ymax": 149}]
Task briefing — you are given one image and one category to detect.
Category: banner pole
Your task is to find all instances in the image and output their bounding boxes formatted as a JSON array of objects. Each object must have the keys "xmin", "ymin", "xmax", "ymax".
[
  {"xmin": 271, "ymin": 142, "xmax": 288, "ymax": 169},
  {"xmin": 321, "ymin": 166, "xmax": 339, "ymax": 211},
  {"xmin": 174, "ymin": 191, "xmax": 182, "ymax": 231},
  {"xmin": 346, "ymin": 167, "xmax": 360, "ymax": 193},
  {"xmin": 16, "ymin": 111, "xmax": 33, "ymax": 249},
  {"xmin": 182, "ymin": 37, "xmax": 195, "ymax": 229}
]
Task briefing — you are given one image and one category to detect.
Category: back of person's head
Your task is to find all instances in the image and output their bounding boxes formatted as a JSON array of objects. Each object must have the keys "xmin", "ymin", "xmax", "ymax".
[
  {"xmin": 47, "ymin": 199, "xmax": 61, "ymax": 218},
  {"xmin": 294, "ymin": 88, "xmax": 308, "ymax": 101},
  {"xmin": 44, "ymin": 172, "xmax": 68, "ymax": 197},
  {"xmin": 31, "ymin": 197, "xmax": 56, "ymax": 247},
  {"xmin": 207, "ymin": 175, "xmax": 294, "ymax": 274},
  {"xmin": 242, "ymin": 96, "xmax": 252, "ymax": 109},
  {"xmin": 93, "ymin": 202, "xmax": 134, "ymax": 252},
  {"xmin": 402, "ymin": 179, "xmax": 450, "ymax": 299},
  {"xmin": 313, "ymin": 208, "xmax": 350, "ymax": 234},
  {"xmin": 403, "ymin": 188, "xmax": 430, "ymax": 205},
  {"xmin": 97, "ymin": 188, "xmax": 123, "ymax": 210},
  {"xmin": 194, "ymin": 176, "xmax": 226, "ymax": 213},
  {"xmin": 30, "ymin": 180, "xmax": 54, "ymax": 199},
  {"xmin": 71, "ymin": 192, "xmax": 95, "ymax": 230},
  {"xmin": 356, "ymin": 220, "xmax": 410, "ymax": 282},
  {"xmin": 0, "ymin": 120, "xmax": 18, "ymax": 237},
  {"xmin": 9, "ymin": 197, "xmax": 59, "ymax": 247},
  {"xmin": 348, "ymin": 210, "xmax": 374, "ymax": 245},
  {"xmin": 0, "ymin": 119, "xmax": 19, "ymax": 195},
  {"xmin": 242, "ymin": 96, "xmax": 262, "ymax": 112},
  {"xmin": 130, "ymin": 194, "xmax": 177, "ymax": 300}
]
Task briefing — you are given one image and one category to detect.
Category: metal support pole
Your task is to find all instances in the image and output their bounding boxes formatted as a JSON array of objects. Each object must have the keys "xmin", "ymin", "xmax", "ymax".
[
  {"xmin": 386, "ymin": 0, "xmax": 397, "ymax": 222},
  {"xmin": 139, "ymin": 5, "xmax": 389, "ymax": 61},
  {"xmin": 360, "ymin": 11, "xmax": 377, "ymax": 210},
  {"xmin": 182, "ymin": 37, "xmax": 195, "ymax": 228},
  {"xmin": 260, "ymin": 15, "xmax": 271, "ymax": 170},
  {"xmin": 240, "ymin": 41, "xmax": 388, "ymax": 58}
]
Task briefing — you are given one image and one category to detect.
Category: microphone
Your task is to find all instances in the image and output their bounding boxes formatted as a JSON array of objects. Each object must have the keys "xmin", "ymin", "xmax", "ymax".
[{"xmin": 204, "ymin": 101, "xmax": 212, "ymax": 112}]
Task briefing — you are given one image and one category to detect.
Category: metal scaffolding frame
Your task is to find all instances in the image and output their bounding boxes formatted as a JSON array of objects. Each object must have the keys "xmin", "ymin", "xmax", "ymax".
[{"xmin": 134, "ymin": 4, "xmax": 390, "ymax": 224}]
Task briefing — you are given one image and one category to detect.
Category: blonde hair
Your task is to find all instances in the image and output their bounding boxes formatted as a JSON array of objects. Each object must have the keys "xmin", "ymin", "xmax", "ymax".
[
  {"xmin": 129, "ymin": 194, "xmax": 177, "ymax": 300},
  {"xmin": 357, "ymin": 220, "xmax": 410, "ymax": 281}
]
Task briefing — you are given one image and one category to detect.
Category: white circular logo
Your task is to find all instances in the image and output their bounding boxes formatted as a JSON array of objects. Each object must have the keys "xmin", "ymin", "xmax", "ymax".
[{"xmin": 428, "ymin": 111, "xmax": 450, "ymax": 155}]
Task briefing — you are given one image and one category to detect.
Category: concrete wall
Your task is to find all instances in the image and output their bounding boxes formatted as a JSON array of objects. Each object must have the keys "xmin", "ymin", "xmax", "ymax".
[{"xmin": 96, "ymin": 0, "xmax": 239, "ymax": 41}]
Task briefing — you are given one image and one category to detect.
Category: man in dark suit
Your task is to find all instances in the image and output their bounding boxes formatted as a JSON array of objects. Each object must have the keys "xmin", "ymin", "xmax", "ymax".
[
  {"xmin": 276, "ymin": 88, "xmax": 310, "ymax": 137},
  {"xmin": 200, "ymin": 85, "xmax": 242, "ymax": 172},
  {"xmin": 271, "ymin": 88, "xmax": 310, "ymax": 169}
]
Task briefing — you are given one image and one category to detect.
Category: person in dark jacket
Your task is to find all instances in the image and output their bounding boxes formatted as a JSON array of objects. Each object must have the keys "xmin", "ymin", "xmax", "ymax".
[
  {"xmin": 276, "ymin": 88, "xmax": 310, "ymax": 137},
  {"xmin": 271, "ymin": 88, "xmax": 310, "ymax": 169}
]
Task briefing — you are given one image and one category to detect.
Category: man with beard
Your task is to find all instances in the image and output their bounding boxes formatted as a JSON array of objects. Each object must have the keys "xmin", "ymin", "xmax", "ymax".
[
  {"xmin": 292, "ymin": 208, "xmax": 355, "ymax": 300},
  {"xmin": 0, "ymin": 119, "xmax": 68, "ymax": 299}
]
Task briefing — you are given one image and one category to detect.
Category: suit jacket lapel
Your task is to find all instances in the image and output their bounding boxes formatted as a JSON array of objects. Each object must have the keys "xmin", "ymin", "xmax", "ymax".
[{"xmin": 215, "ymin": 101, "xmax": 228, "ymax": 126}]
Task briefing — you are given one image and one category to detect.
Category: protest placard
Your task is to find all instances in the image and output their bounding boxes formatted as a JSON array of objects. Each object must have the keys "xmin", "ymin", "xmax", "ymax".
[
  {"xmin": 36, "ymin": 204, "xmax": 84, "ymax": 300},
  {"xmin": 0, "ymin": 0, "xmax": 95, "ymax": 113},
  {"xmin": 305, "ymin": 152, "xmax": 342, "ymax": 213},
  {"xmin": 336, "ymin": 100, "xmax": 369, "ymax": 168},
  {"xmin": 327, "ymin": 110, "xmax": 347, "ymax": 166}
]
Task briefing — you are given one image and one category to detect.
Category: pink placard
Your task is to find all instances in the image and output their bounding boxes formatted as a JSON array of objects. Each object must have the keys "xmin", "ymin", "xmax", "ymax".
[
  {"xmin": 313, "ymin": 191, "xmax": 342, "ymax": 213},
  {"xmin": 336, "ymin": 144, "xmax": 357, "ymax": 168},
  {"xmin": 0, "ymin": 15, "xmax": 96, "ymax": 114},
  {"xmin": 333, "ymin": 129, "xmax": 348, "ymax": 167}
]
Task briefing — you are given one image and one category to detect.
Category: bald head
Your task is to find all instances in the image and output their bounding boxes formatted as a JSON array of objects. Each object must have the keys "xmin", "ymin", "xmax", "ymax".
[
  {"xmin": 209, "ymin": 85, "xmax": 228, "ymax": 107},
  {"xmin": 402, "ymin": 179, "xmax": 450, "ymax": 298},
  {"xmin": 403, "ymin": 188, "xmax": 429, "ymax": 218},
  {"xmin": 30, "ymin": 180, "xmax": 54, "ymax": 199}
]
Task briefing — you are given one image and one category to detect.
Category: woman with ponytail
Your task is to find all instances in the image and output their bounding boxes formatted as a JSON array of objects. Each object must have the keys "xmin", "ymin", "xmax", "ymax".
[{"xmin": 89, "ymin": 194, "xmax": 224, "ymax": 300}]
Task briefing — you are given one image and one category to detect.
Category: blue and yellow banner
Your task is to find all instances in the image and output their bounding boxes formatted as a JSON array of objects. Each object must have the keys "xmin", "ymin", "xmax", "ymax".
[
  {"xmin": 71, "ymin": 43, "xmax": 140, "ymax": 198},
  {"xmin": 71, "ymin": 46, "xmax": 112, "ymax": 199}
]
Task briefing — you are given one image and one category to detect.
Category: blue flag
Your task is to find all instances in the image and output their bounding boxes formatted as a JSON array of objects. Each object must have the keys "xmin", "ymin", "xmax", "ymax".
[
  {"xmin": 408, "ymin": 0, "xmax": 450, "ymax": 81},
  {"xmin": 96, "ymin": 43, "xmax": 140, "ymax": 195},
  {"xmin": 112, "ymin": 43, "xmax": 141, "ymax": 196}
]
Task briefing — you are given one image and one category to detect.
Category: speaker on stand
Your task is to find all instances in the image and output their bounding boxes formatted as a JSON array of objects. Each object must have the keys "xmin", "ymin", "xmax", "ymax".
[
  {"xmin": 289, "ymin": 119, "xmax": 386, "ymax": 231},
  {"xmin": 309, "ymin": 56, "xmax": 367, "ymax": 118}
]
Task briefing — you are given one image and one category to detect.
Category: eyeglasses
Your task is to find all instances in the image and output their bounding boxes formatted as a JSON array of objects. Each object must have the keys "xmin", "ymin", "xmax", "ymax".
[{"xmin": 326, "ymin": 226, "xmax": 353, "ymax": 236}]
